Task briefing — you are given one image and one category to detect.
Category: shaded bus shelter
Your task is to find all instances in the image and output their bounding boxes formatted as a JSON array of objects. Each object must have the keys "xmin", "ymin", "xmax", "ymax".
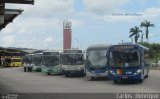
[
  {"xmin": 0, "ymin": 47, "xmax": 28, "ymax": 66},
  {"xmin": 1, "ymin": 0, "xmax": 34, "ymax": 5},
  {"xmin": 0, "ymin": 0, "xmax": 34, "ymax": 30},
  {"xmin": 0, "ymin": 9, "xmax": 23, "ymax": 30}
]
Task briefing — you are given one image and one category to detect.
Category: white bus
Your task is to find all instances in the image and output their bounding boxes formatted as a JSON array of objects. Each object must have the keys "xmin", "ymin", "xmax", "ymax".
[{"xmin": 61, "ymin": 49, "xmax": 85, "ymax": 76}]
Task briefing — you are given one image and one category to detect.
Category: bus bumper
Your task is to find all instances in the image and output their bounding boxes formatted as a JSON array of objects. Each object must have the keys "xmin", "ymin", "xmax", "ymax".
[
  {"xmin": 48, "ymin": 69, "xmax": 61, "ymax": 74},
  {"xmin": 86, "ymin": 71, "xmax": 108, "ymax": 78},
  {"xmin": 110, "ymin": 73, "xmax": 142, "ymax": 81},
  {"xmin": 42, "ymin": 66, "xmax": 61, "ymax": 75},
  {"xmin": 32, "ymin": 66, "xmax": 42, "ymax": 72},
  {"xmin": 62, "ymin": 69, "xmax": 85, "ymax": 76}
]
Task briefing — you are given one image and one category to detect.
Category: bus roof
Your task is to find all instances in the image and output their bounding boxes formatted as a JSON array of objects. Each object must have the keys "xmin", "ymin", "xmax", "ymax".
[
  {"xmin": 63, "ymin": 49, "xmax": 82, "ymax": 53},
  {"xmin": 109, "ymin": 44, "xmax": 149, "ymax": 51},
  {"xmin": 43, "ymin": 51, "xmax": 59, "ymax": 55},
  {"xmin": 87, "ymin": 44, "xmax": 110, "ymax": 51}
]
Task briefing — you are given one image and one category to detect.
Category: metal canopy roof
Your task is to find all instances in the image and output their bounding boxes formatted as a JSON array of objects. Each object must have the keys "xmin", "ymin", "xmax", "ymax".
[
  {"xmin": 0, "ymin": 9, "xmax": 23, "ymax": 30},
  {"xmin": 2, "ymin": 0, "xmax": 34, "ymax": 5}
]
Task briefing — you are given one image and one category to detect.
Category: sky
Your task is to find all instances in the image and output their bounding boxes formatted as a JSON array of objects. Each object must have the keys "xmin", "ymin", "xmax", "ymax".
[{"xmin": 1, "ymin": 0, "xmax": 160, "ymax": 50}]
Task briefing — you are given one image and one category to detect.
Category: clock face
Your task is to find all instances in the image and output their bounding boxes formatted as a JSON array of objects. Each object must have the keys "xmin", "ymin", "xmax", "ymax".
[{"xmin": 64, "ymin": 22, "xmax": 71, "ymax": 29}]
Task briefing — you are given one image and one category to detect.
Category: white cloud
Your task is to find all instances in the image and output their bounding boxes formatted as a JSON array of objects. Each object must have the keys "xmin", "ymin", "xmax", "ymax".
[
  {"xmin": 143, "ymin": 7, "xmax": 160, "ymax": 19},
  {"xmin": 5, "ymin": 37, "xmax": 63, "ymax": 49},
  {"xmin": 82, "ymin": 0, "xmax": 160, "ymax": 22},
  {"xmin": 0, "ymin": 17, "xmax": 64, "ymax": 49},
  {"xmin": 2, "ymin": 0, "xmax": 159, "ymax": 49},
  {"xmin": 2, "ymin": 17, "xmax": 62, "ymax": 35},
  {"xmin": 83, "ymin": 0, "xmax": 129, "ymax": 15},
  {"xmin": 0, "ymin": 35, "xmax": 16, "ymax": 47},
  {"xmin": 70, "ymin": 19, "xmax": 84, "ymax": 28},
  {"xmin": 89, "ymin": 7, "xmax": 160, "ymax": 22},
  {"xmin": 98, "ymin": 14, "xmax": 140, "ymax": 22},
  {"xmin": 1, "ymin": 27, "xmax": 13, "ymax": 34},
  {"xmin": 44, "ymin": 37, "xmax": 54, "ymax": 43},
  {"xmin": 6, "ymin": 0, "xmax": 74, "ymax": 18}
]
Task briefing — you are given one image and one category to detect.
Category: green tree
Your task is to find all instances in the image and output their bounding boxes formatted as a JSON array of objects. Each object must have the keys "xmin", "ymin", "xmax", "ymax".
[
  {"xmin": 140, "ymin": 20, "xmax": 155, "ymax": 42},
  {"xmin": 129, "ymin": 26, "xmax": 142, "ymax": 43}
]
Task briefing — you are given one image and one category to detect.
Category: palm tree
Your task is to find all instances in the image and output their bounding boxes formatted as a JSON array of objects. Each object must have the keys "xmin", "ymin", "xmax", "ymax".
[
  {"xmin": 140, "ymin": 20, "xmax": 155, "ymax": 42},
  {"xmin": 129, "ymin": 26, "xmax": 142, "ymax": 43}
]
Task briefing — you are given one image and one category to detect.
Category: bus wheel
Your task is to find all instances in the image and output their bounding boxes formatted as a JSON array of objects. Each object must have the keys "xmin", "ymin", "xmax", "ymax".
[
  {"xmin": 47, "ymin": 72, "xmax": 51, "ymax": 75},
  {"xmin": 28, "ymin": 68, "xmax": 32, "ymax": 72},
  {"xmin": 139, "ymin": 79, "xmax": 143, "ymax": 83},
  {"xmin": 145, "ymin": 74, "xmax": 148, "ymax": 78},
  {"xmin": 30, "ymin": 69, "xmax": 32, "ymax": 72},
  {"xmin": 64, "ymin": 74, "xmax": 68, "ymax": 77},
  {"xmin": 86, "ymin": 77, "xmax": 93, "ymax": 81},
  {"xmin": 24, "ymin": 67, "xmax": 27, "ymax": 72},
  {"xmin": 85, "ymin": 76, "xmax": 89, "ymax": 80},
  {"xmin": 90, "ymin": 77, "xmax": 95, "ymax": 81},
  {"xmin": 114, "ymin": 80, "xmax": 119, "ymax": 84}
]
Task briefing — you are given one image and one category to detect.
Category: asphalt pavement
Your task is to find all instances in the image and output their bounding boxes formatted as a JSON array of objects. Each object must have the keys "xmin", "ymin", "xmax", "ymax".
[{"xmin": 0, "ymin": 67, "xmax": 160, "ymax": 99}]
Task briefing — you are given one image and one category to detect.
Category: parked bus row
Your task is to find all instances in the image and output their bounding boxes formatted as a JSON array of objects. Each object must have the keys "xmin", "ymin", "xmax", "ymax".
[
  {"xmin": 23, "ymin": 43, "xmax": 150, "ymax": 83},
  {"xmin": 23, "ymin": 49, "xmax": 85, "ymax": 76}
]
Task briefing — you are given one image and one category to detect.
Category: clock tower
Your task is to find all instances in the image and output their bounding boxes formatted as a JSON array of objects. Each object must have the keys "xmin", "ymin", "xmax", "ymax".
[{"xmin": 63, "ymin": 20, "xmax": 72, "ymax": 50}]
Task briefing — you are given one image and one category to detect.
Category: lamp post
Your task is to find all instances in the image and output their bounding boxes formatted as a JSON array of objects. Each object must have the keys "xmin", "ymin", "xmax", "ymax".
[{"xmin": 75, "ymin": 38, "xmax": 78, "ymax": 49}]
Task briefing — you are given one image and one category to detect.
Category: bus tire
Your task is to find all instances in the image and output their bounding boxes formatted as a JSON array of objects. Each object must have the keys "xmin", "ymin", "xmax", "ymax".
[
  {"xmin": 64, "ymin": 74, "xmax": 68, "ymax": 77},
  {"xmin": 47, "ymin": 73, "xmax": 51, "ymax": 75},
  {"xmin": 86, "ymin": 77, "xmax": 93, "ymax": 81},
  {"xmin": 114, "ymin": 80, "xmax": 119, "ymax": 84},
  {"xmin": 145, "ymin": 74, "xmax": 148, "ymax": 78},
  {"xmin": 28, "ymin": 68, "xmax": 32, "ymax": 72},
  {"xmin": 139, "ymin": 79, "xmax": 143, "ymax": 83},
  {"xmin": 91, "ymin": 77, "xmax": 95, "ymax": 81},
  {"xmin": 24, "ymin": 67, "xmax": 27, "ymax": 72},
  {"xmin": 30, "ymin": 68, "xmax": 32, "ymax": 72}
]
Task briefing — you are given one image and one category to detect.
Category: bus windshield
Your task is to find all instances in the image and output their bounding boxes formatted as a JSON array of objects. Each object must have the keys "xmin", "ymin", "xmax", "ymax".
[
  {"xmin": 109, "ymin": 49, "xmax": 140, "ymax": 67},
  {"xmin": 62, "ymin": 54, "xmax": 83, "ymax": 65},
  {"xmin": 12, "ymin": 59, "xmax": 21, "ymax": 62},
  {"xmin": 27, "ymin": 58, "xmax": 32, "ymax": 64},
  {"xmin": 87, "ymin": 49, "xmax": 107, "ymax": 67},
  {"xmin": 33, "ymin": 56, "xmax": 42, "ymax": 66},
  {"xmin": 43, "ymin": 55, "xmax": 59, "ymax": 66},
  {"xmin": 5, "ymin": 58, "xmax": 11, "ymax": 63}
]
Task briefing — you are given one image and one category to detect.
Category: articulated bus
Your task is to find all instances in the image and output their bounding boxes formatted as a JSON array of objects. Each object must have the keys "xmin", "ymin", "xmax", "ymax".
[
  {"xmin": 4, "ymin": 57, "xmax": 23, "ymax": 67},
  {"xmin": 31, "ymin": 53, "xmax": 43, "ymax": 72},
  {"xmin": 41, "ymin": 51, "xmax": 61, "ymax": 75},
  {"xmin": 85, "ymin": 44, "xmax": 110, "ymax": 80},
  {"xmin": 107, "ymin": 44, "xmax": 150, "ymax": 83},
  {"xmin": 61, "ymin": 49, "xmax": 85, "ymax": 76}
]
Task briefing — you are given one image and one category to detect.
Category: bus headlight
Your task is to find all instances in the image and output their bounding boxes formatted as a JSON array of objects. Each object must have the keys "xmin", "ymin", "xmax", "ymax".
[
  {"xmin": 134, "ymin": 69, "xmax": 141, "ymax": 75},
  {"xmin": 77, "ymin": 66, "xmax": 84, "ymax": 70},
  {"xmin": 109, "ymin": 70, "xmax": 116, "ymax": 75}
]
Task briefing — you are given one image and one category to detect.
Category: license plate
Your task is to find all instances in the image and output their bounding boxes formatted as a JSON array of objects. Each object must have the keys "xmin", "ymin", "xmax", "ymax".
[
  {"xmin": 96, "ymin": 74, "xmax": 101, "ymax": 77},
  {"xmin": 122, "ymin": 76, "xmax": 128, "ymax": 79}
]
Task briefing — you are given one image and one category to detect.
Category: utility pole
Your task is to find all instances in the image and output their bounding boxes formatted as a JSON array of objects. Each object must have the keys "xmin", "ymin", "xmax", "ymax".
[{"xmin": 75, "ymin": 38, "xmax": 78, "ymax": 49}]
